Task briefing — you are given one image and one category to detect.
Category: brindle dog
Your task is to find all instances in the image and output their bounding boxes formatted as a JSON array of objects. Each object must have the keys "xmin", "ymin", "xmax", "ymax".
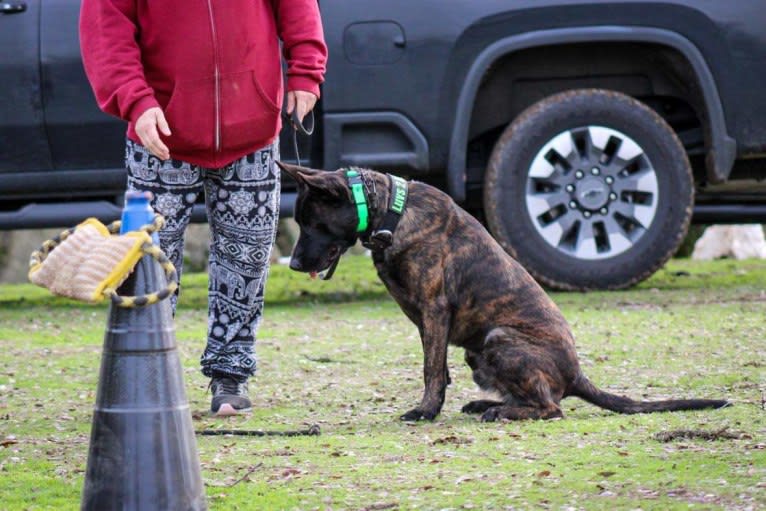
[{"xmin": 277, "ymin": 161, "xmax": 728, "ymax": 422}]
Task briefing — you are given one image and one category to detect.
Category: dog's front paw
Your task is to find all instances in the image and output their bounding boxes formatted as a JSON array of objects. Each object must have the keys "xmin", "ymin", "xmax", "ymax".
[{"xmin": 400, "ymin": 407, "xmax": 438, "ymax": 422}]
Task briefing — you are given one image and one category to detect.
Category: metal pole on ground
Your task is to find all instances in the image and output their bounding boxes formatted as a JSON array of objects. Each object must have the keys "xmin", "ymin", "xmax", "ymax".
[{"xmin": 81, "ymin": 192, "xmax": 206, "ymax": 510}]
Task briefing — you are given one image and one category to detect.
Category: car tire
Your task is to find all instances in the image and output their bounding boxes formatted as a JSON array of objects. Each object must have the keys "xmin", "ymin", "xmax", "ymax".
[{"xmin": 483, "ymin": 89, "xmax": 693, "ymax": 290}]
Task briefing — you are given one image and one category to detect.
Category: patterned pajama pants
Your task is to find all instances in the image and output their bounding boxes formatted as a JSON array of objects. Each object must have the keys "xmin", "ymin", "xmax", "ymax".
[{"xmin": 125, "ymin": 139, "xmax": 280, "ymax": 380}]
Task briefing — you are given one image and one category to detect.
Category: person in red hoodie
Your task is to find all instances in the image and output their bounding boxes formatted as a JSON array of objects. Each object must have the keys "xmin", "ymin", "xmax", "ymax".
[{"xmin": 80, "ymin": 0, "xmax": 327, "ymax": 416}]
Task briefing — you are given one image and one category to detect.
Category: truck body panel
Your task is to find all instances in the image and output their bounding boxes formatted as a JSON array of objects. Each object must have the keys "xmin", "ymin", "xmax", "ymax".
[{"xmin": 1, "ymin": 0, "xmax": 765, "ymax": 229}]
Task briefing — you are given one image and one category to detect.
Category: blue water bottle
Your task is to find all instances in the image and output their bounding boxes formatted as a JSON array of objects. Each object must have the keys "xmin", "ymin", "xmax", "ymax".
[{"xmin": 120, "ymin": 191, "xmax": 160, "ymax": 244}]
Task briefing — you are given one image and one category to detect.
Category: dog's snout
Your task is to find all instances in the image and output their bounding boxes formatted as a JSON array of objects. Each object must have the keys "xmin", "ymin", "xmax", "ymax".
[{"xmin": 289, "ymin": 257, "xmax": 303, "ymax": 271}]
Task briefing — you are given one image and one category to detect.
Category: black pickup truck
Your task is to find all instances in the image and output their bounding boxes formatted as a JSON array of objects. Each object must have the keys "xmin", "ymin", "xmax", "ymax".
[{"xmin": 3, "ymin": 0, "xmax": 766, "ymax": 290}]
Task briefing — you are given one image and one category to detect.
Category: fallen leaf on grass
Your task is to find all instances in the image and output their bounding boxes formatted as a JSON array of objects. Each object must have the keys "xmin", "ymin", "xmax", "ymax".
[
  {"xmin": 280, "ymin": 468, "xmax": 302, "ymax": 479},
  {"xmin": 637, "ymin": 488, "xmax": 660, "ymax": 499}
]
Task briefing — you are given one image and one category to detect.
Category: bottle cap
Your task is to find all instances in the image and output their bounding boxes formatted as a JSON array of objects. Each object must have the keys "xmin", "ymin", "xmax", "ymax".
[{"xmin": 125, "ymin": 191, "xmax": 154, "ymax": 202}]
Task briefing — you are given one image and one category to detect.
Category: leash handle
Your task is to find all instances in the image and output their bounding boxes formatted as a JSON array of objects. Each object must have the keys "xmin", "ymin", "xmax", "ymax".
[
  {"xmin": 290, "ymin": 109, "xmax": 314, "ymax": 135},
  {"xmin": 284, "ymin": 109, "xmax": 314, "ymax": 167}
]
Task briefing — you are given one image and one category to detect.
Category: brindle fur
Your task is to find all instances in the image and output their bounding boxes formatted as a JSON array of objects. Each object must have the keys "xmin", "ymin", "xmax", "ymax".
[{"xmin": 277, "ymin": 162, "xmax": 728, "ymax": 422}]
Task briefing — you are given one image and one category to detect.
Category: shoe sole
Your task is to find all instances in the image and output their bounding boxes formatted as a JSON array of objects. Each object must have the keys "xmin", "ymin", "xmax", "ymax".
[{"xmin": 211, "ymin": 403, "xmax": 252, "ymax": 417}]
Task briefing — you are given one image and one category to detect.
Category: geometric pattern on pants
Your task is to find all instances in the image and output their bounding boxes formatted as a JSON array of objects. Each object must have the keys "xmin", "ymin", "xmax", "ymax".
[{"xmin": 125, "ymin": 138, "xmax": 280, "ymax": 380}]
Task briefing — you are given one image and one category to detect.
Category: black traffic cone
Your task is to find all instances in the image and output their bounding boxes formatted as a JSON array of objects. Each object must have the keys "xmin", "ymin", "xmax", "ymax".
[{"xmin": 81, "ymin": 199, "xmax": 206, "ymax": 510}]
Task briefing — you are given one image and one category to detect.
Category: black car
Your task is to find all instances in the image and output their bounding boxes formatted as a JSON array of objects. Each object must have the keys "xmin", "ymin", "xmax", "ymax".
[{"xmin": 3, "ymin": 0, "xmax": 766, "ymax": 290}]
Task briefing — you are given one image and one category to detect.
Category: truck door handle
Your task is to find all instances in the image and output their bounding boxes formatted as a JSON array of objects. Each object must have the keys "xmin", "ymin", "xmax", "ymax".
[{"xmin": 1, "ymin": 2, "xmax": 27, "ymax": 14}]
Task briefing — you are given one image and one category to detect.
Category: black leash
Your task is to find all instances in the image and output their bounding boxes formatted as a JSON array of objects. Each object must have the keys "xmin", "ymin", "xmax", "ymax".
[
  {"xmin": 197, "ymin": 424, "xmax": 321, "ymax": 437},
  {"xmin": 284, "ymin": 109, "xmax": 314, "ymax": 166}
]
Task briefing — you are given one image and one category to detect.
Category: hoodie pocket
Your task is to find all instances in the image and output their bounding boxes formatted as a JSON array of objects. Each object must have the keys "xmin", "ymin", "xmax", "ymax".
[
  {"xmin": 163, "ymin": 78, "xmax": 216, "ymax": 153},
  {"xmin": 220, "ymin": 70, "xmax": 282, "ymax": 152}
]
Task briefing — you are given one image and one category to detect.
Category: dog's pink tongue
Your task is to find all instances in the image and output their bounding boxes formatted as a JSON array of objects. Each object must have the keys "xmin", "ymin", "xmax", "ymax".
[{"xmin": 310, "ymin": 271, "xmax": 318, "ymax": 280}]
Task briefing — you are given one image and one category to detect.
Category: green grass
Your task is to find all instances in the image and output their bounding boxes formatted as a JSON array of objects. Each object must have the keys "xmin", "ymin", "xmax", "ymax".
[{"xmin": 1, "ymin": 256, "xmax": 765, "ymax": 510}]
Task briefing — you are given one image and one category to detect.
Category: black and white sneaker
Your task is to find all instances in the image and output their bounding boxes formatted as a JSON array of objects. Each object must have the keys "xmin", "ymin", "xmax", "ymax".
[{"xmin": 210, "ymin": 376, "xmax": 252, "ymax": 416}]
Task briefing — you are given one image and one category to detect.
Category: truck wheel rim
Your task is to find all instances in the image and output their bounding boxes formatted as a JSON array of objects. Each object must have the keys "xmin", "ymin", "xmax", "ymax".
[{"xmin": 524, "ymin": 126, "xmax": 659, "ymax": 260}]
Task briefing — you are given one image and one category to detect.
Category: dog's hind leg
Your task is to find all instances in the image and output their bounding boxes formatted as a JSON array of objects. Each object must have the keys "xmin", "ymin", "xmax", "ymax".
[
  {"xmin": 461, "ymin": 349, "xmax": 503, "ymax": 414},
  {"xmin": 480, "ymin": 371, "xmax": 564, "ymax": 422},
  {"xmin": 481, "ymin": 402, "xmax": 564, "ymax": 421},
  {"xmin": 461, "ymin": 399, "xmax": 504, "ymax": 414},
  {"xmin": 470, "ymin": 328, "xmax": 566, "ymax": 422}
]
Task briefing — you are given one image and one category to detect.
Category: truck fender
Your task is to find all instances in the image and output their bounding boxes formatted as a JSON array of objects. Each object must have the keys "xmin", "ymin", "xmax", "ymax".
[{"xmin": 447, "ymin": 25, "xmax": 736, "ymax": 202}]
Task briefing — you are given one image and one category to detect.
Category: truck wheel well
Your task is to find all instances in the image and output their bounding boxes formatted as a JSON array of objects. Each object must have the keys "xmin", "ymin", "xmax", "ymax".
[{"xmin": 464, "ymin": 42, "xmax": 708, "ymax": 207}]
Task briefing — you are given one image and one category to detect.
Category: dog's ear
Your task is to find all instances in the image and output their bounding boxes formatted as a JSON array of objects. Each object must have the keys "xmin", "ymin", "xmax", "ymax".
[
  {"xmin": 275, "ymin": 161, "xmax": 319, "ymax": 183},
  {"xmin": 276, "ymin": 161, "xmax": 350, "ymax": 201},
  {"xmin": 300, "ymin": 171, "xmax": 351, "ymax": 201}
]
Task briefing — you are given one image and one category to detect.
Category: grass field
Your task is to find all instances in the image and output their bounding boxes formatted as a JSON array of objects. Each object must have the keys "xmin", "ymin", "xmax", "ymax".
[{"xmin": 0, "ymin": 256, "xmax": 764, "ymax": 510}]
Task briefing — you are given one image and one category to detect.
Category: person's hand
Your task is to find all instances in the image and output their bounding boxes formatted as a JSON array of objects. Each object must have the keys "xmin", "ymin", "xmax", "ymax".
[
  {"xmin": 135, "ymin": 107, "xmax": 171, "ymax": 160},
  {"xmin": 286, "ymin": 90, "xmax": 318, "ymax": 123}
]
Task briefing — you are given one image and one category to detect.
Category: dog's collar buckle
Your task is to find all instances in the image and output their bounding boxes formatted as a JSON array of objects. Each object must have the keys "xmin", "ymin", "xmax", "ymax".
[{"xmin": 363, "ymin": 229, "xmax": 393, "ymax": 251}]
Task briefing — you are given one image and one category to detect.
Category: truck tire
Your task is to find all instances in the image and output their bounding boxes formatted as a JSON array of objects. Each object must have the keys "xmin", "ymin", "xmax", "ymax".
[{"xmin": 484, "ymin": 89, "xmax": 693, "ymax": 290}]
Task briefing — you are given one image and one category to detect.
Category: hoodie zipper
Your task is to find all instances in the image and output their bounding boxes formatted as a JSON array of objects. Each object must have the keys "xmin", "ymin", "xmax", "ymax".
[{"xmin": 205, "ymin": 0, "xmax": 221, "ymax": 154}]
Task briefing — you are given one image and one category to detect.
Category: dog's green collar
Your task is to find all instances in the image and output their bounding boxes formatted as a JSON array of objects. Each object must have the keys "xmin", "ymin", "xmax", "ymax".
[
  {"xmin": 345, "ymin": 169, "xmax": 369, "ymax": 233},
  {"xmin": 344, "ymin": 168, "xmax": 409, "ymax": 251}
]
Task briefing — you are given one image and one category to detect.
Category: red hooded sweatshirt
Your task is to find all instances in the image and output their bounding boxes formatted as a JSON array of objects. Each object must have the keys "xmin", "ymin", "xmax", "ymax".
[{"xmin": 80, "ymin": 0, "xmax": 327, "ymax": 168}]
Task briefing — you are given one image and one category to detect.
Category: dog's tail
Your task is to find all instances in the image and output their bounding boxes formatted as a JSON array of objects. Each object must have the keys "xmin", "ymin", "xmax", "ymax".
[{"xmin": 569, "ymin": 373, "xmax": 729, "ymax": 414}]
